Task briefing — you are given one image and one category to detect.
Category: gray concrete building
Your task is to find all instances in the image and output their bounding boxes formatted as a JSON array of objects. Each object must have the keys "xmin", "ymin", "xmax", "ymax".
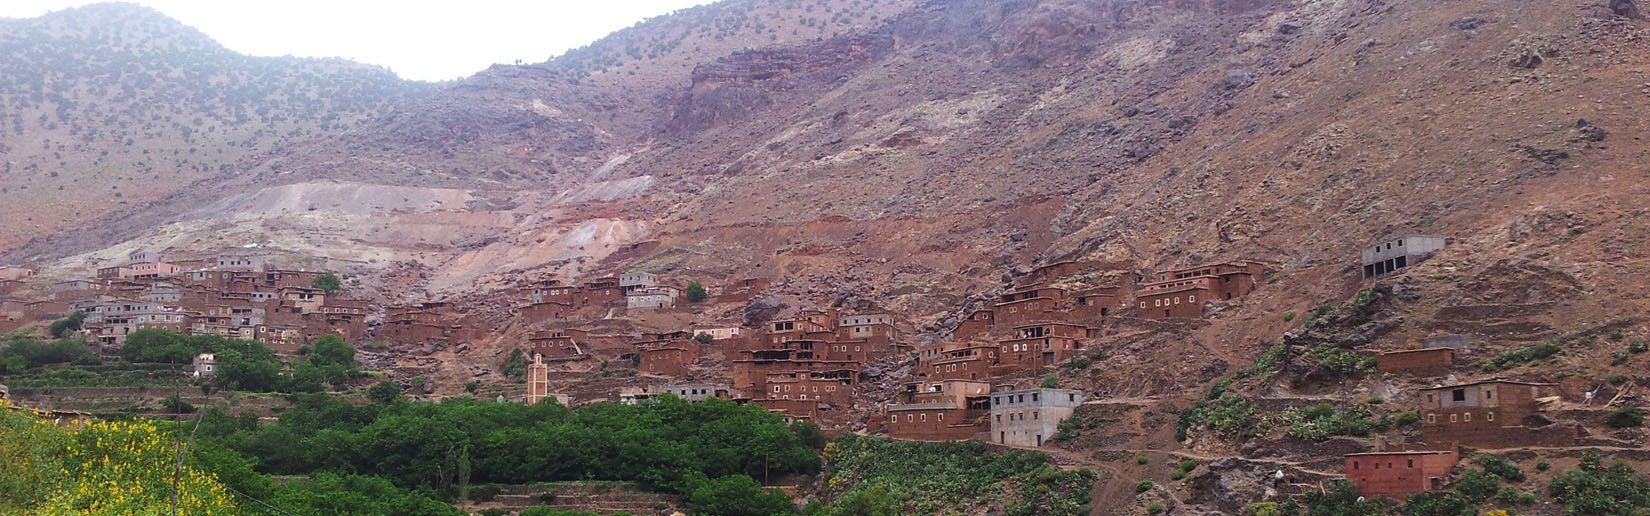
[
  {"xmin": 1361, "ymin": 235, "xmax": 1446, "ymax": 279},
  {"xmin": 989, "ymin": 388, "xmax": 1084, "ymax": 447}
]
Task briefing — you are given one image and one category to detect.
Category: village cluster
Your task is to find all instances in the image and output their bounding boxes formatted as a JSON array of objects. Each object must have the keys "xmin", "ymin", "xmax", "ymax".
[{"xmin": 1, "ymin": 234, "xmax": 1553, "ymax": 500}]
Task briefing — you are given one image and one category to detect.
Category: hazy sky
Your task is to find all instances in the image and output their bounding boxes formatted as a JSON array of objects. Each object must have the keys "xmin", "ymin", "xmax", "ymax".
[{"xmin": 0, "ymin": 1, "xmax": 716, "ymax": 81}]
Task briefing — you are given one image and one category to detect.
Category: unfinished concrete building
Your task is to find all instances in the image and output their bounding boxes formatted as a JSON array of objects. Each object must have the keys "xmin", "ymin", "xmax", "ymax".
[
  {"xmin": 1362, "ymin": 235, "xmax": 1446, "ymax": 279},
  {"xmin": 989, "ymin": 388, "xmax": 1084, "ymax": 447}
]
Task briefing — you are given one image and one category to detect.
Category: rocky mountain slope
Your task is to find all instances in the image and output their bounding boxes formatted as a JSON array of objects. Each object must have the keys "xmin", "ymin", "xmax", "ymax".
[{"xmin": 0, "ymin": 3, "xmax": 436, "ymax": 250}]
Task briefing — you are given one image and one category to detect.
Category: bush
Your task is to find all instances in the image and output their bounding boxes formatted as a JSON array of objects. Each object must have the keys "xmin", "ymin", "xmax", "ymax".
[
  {"xmin": 1146, "ymin": 503, "xmax": 1164, "ymax": 515},
  {"xmin": 1041, "ymin": 373, "xmax": 1059, "ymax": 389},
  {"xmin": 1366, "ymin": 396, "xmax": 1384, "ymax": 405},
  {"xmin": 1066, "ymin": 354, "xmax": 1091, "ymax": 370},
  {"xmin": 1137, "ymin": 455, "xmax": 1149, "ymax": 465},
  {"xmin": 1477, "ymin": 455, "xmax": 1526, "ymax": 482},
  {"xmin": 1396, "ymin": 411, "xmax": 1420, "ymax": 426},
  {"xmin": 684, "ymin": 281, "xmax": 708, "ymax": 303},
  {"xmin": 1169, "ymin": 470, "xmax": 1186, "ymax": 481},
  {"xmin": 311, "ymin": 273, "xmax": 343, "ymax": 295},
  {"xmin": 1135, "ymin": 480, "xmax": 1154, "ymax": 493},
  {"xmin": 1630, "ymin": 340, "xmax": 1648, "ymax": 354},
  {"xmin": 367, "ymin": 381, "xmax": 402, "ymax": 404},
  {"xmin": 694, "ymin": 332, "xmax": 714, "ymax": 345},
  {"xmin": 465, "ymin": 381, "xmax": 479, "ymax": 394},
  {"xmin": 1536, "ymin": 460, "xmax": 1551, "ymax": 472},
  {"xmin": 1608, "ymin": 374, "xmax": 1631, "ymax": 386},
  {"xmin": 48, "ymin": 311, "xmax": 85, "ymax": 338},
  {"xmin": 1548, "ymin": 450, "xmax": 1650, "ymax": 513},
  {"xmin": 1606, "ymin": 407, "xmax": 1645, "ymax": 428},
  {"xmin": 1245, "ymin": 502, "xmax": 1280, "ymax": 516},
  {"xmin": 1454, "ymin": 469, "xmax": 1501, "ymax": 504},
  {"xmin": 1282, "ymin": 311, "xmax": 1296, "ymax": 321},
  {"xmin": 0, "ymin": 334, "xmax": 99, "ymax": 371},
  {"xmin": 687, "ymin": 475, "xmax": 795, "ymax": 516}
]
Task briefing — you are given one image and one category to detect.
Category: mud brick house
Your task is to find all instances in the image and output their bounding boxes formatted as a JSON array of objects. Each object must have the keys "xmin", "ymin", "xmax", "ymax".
[
  {"xmin": 731, "ymin": 351, "xmax": 860, "ymax": 397},
  {"xmin": 1377, "ymin": 348, "xmax": 1455, "ymax": 375},
  {"xmin": 381, "ymin": 302, "xmax": 481, "ymax": 346},
  {"xmin": 636, "ymin": 331, "xmax": 700, "ymax": 377},
  {"xmin": 990, "ymin": 388, "xmax": 1085, "ymax": 447},
  {"xmin": 618, "ymin": 272, "xmax": 657, "ymax": 294},
  {"xmin": 753, "ymin": 398, "xmax": 820, "ymax": 424},
  {"xmin": 886, "ymin": 380, "xmax": 992, "ymax": 441},
  {"xmin": 520, "ymin": 299, "xmax": 574, "ymax": 322},
  {"xmin": 1069, "ymin": 286, "xmax": 1121, "ymax": 320},
  {"xmin": 578, "ymin": 276, "xmax": 625, "ymax": 308},
  {"xmin": 0, "ymin": 265, "xmax": 34, "ymax": 281},
  {"xmin": 835, "ymin": 312, "xmax": 900, "ymax": 360},
  {"xmin": 923, "ymin": 342, "xmax": 1000, "ymax": 381},
  {"xmin": 1362, "ymin": 235, "xmax": 1446, "ymax": 279},
  {"xmin": 763, "ymin": 370, "xmax": 853, "ymax": 405},
  {"xmin": 952, "ymin": 309, "xmax": 995, "ymax": 341},
  {"xmin": 527, "ymin": 329, "xmax": 590, "ymax": 361},
  {"xmin": 1135, "ymin": 261, "xmax": 1267, "ymax": 319},
  {"xmin": 1419, "ymin": 379, "xmax": 1560, "ymax": 447},
  {"xmin": 1345, "ymin": 448, "xmax": 1459, "ymax": 499},
  {"xmin": 996, "ymin": 322, "xmax": 1089, "ymax": 372},
  {"xmin": 992, "ymin": 286, "xmax": 1066, "ymax": 327}
]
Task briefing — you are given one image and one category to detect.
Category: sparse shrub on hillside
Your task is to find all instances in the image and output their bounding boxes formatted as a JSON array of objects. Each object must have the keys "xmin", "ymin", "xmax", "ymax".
[
  {"xmin": 1053, "ymin": 416, "xmax": 1086, "ymax": 441},
  {"xmin": 1281, "ymin": 403, "xmax": 1380, "ymax": 441},
  {"xmin": 1041, "ymin": 373, "xmax": 1059, "ymax": 388},
  {"xmin": 694, "ymin": 332, "xmax": 714, "ymax": 345},
  {"xmin": 1176, "ymin": 393, "xmax": 1254, "ymax": 441},
  {"xmin": 1608, "ymin": 374, "xmax": 1630, "ymax": 386},
  {"xmin": 1282, "ymin": 311, "xmax": 1296, "ymax": 321},
  {"xmin": 1312, "ymin": 343, "xmax": 1371, "ymax": 376},
  {"xmin": 1606, "ymin": 407, "xmax": 1645, "ymax": 428},
  {"xmin": 1138, "ymin": 455, "xmax": 1149, "ymax": 465},
  {"xmin": 1630, "ymin": 340, "xmax": 1649, "ymax": 354},
  {"xmin": 1308, "ymin": 304, "xmax": 1335, "ymax": 323},
  {"xmin": 1483, "ymin": 342, "xmax": 1563, "ymax": 372},
  {"xmin": 1300, "ymin": 480, "xmax": 1386, "ymax": 515},
  {"xmin": 1170, "ymin": 470, "xmax": 1186, "ymax": 481},
  {"xmin": 1403, "ymin": 491, "xmax": 1470, "ymax": 516},
  {"xmin": 465, "ymin": 381, "xmax": 479, "ymax": 394},
  {"xmin": 1536, "ymin": 460, "xmax": 1551, "ymax": 472},
  {"xmin": 1066, "ymin": 354, "xmax": 1090, "ymax": 370},
  {"xmin": 1396, "ymin": 411, "xmax": 1420, "ymax": 426},
  {"xmin": 1146, "ymin": 503, "xmax": 1164, "ymax": 514},
  {"xmin": 1135, "ymin": 480, "xmax": 1154, "ymax": 493},
  {"xmin": 1455, "ymin": 469, "xmax": 1502, "ymax": 504},
  {"xmin": 1477, "ymin": 455, "xmax": 1526, "ymax": 482},
  {"xmin": 367, "ymin": 381, "xmax": 401, "ymax": 404},
  {"xmin": 48, "ymin": 311, "xmax": 85, "ymax": 337}
]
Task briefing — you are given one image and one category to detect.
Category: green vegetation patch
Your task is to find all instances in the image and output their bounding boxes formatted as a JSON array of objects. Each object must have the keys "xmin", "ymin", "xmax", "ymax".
[{"xmin": 818, "ymin": 434, "xmax": 1093, "ymax": 515}]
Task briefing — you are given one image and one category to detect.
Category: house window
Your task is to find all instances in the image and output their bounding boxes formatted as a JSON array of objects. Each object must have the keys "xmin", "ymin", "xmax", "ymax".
[
  {"xmin": 1485, "ymin": 390, "xmax": 1493, "ymax": 399},
  {"xmin": 1452, "ymin": 389, "xmax": 1466, "ymax": 402},
  {"xmin": 920, "ymin": 414, "xmax": 926, "ymax": 422},
  {"xmin": 1408, "ymin": 460, "xmax": 1414, "ymax": 468},
  {"xmin": 1427, "ymin": 413, "xmax": 1436, "ymax": 423},
  {"xmin": 1450, "ymin": 414, "xmax": 1457, "ymax": 423},
  {"xmin": 1353, "ymin": 461, "xmax": 1359, "ymax": 470},
  {"xmin": 1487, "ymin": 412, "xmax": 1494, "ymax": 422},
  {"xmin": 1033, "ymin": 411, "xmax": 1039, "ymax": 420},
  {"xmin": 938, "ymin": 413, "xmax": 944, "ymax": 421},
  {"xmin": 907, "ymin": 415, "xmax": 913, "ymax": 422},
  {"xmin": 1188, "ymin": 295, "xmax": 1195, "ymax": 302}
]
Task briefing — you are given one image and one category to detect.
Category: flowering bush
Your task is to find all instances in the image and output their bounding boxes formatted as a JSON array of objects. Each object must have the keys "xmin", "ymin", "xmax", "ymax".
[{"xmin": 0, "ymin": 399, "xmax": 238, "ymax": 514}]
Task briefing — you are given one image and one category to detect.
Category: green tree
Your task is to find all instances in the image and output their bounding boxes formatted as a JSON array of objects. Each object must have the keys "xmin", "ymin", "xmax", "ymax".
[
  {"xmin": 688, "ymin": 475, "xmax": 796, "ymax": 516},
  {"xmin": 791, "ymin": 420, "xmax": 827, "ymax": 449},
  {"xmin": 310, "ymin": 335, "xmax": 356, "ymax": 369},
  {"xmin": 1549, "ymin": 450, "xmax": 1650, "ymax": 515},
  {"xmin": 1606, "ymin": 407, "xmax": 1645, "ymax": 428},
  {"xmin": 816, "ymin": 482, "xmax": 899, "ymax": 516},
  {"xmin": 1041, "ymin": 373, "xmax": 1059, "ymax": 388},
  {"xmin": 502, "ymin": 349, "xmax": 527, "ymax": 381},
  {"xmin": 312, "ymin": 273, "xmax": 343, "ymax": 295},
  {"xmin": 368, "ymin": 381, "xmax": 403, "ymax": 404},
  {"xmin": 684, "ymin": 281, "xmax": 708, "ymax": 302},
  {"xmin": 48, "ymin": 311, "xmax": 85, "ymax": 338}
]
